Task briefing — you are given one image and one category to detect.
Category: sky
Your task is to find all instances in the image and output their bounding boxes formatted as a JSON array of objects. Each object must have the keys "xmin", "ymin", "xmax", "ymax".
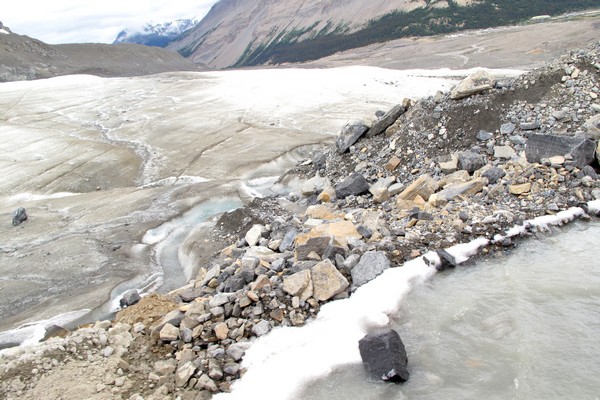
[{"xmin": 2, "ymin": 0, "xmax": 219, "ymax": 44}]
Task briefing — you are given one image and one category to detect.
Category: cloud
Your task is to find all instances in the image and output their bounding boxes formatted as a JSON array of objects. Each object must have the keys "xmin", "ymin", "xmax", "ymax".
[{"xmin": 2, "ymin": 0, "xmax": 218, "ymax": 43}]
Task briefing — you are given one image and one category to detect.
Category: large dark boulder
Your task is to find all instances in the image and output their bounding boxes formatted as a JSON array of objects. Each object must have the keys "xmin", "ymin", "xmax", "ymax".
[
  {"xmin": 335, "ymin": 173, "xmax": 370, "ymax": 199},
  {"xmin": 119, "ymin": 289, "xmax": 141, "ymax": 308},
  {"xmin": 335, "ymin": 121, "xmax": 369, "ymax": 154},
  {"xmin": 526, "ymin": 134, "xmax": 596, "ymax": 168},
  {"xmin": 12, "ymin": 207, "xmax": 27, "ymax": 226},
  {"xmin": 359, "ymin": 329, "xmax": 409, "ymax": 383}
]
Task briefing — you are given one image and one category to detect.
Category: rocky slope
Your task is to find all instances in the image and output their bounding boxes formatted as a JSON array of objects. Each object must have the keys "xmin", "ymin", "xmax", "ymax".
[
  {"xmin": 167, "ymin": 0, "xmax": 599, "ymax": 69},
  {"xmin": 114, "ymin": 19, "xmax": 199, "ymax": 48},
  {"xmin": 2, "ymin": 41, "xmax": 600, "ymax": 400},
  {"xmin": 166, "ymin": 0, "xmax": 462, "ymax": 68},
  {"xmin": 0, "ymin": 28, "xmax": 200, "ymax": 82}
]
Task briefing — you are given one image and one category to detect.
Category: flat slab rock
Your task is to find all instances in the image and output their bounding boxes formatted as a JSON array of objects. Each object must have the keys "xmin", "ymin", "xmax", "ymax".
[{"xmin": 359, "ymin": 329, "xmax": 409, "ymax": 383}]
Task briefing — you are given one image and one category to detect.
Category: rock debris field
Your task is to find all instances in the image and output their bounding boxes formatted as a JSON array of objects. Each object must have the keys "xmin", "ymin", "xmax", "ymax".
[{"xmin": 3, "ymin": 39, "xmax": 600, "ymax": 400}]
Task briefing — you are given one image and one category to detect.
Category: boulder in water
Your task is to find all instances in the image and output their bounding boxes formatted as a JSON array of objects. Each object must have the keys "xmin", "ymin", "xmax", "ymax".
[
  {"xmin": 120, "ymin": 289, "xmax": 141, "ymax": 308},
  {"xmin": 359, "ymin": 329, "xmax": 409, "ymax": 383},
  {"xmin": 12, "ymin": 207, "xmax": 27, "ymax": 226}
]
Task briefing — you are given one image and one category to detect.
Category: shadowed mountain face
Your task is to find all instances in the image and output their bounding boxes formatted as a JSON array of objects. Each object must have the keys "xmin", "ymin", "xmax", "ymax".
[
  {"xmin": 0, "ymin": 28, "xmax": 201, "ymax": 82},
  {"xmin": 167, "ymin": 0, "xmax": 600, "ymax": 69}
]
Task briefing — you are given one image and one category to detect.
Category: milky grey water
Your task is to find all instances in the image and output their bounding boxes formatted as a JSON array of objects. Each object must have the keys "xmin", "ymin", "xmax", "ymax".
[{"xmin": 299, "ymin": 222, "xmax": 600, "ymax": 400}]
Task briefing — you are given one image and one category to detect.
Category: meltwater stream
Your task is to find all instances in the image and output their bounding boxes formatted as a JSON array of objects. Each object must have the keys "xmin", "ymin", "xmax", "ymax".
[{"xmin": 299, "ymin": 222, "xmax": 600, "ymax": 400}]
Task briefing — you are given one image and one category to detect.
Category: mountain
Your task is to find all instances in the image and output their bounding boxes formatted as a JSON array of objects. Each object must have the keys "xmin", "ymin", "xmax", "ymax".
[
  {"xmin": 113, "ymin": 18, "xmax": 198, "ymax": 47},
  {"xmin": 167, "ymin": 0, "xmax": 600, "ymax": 69},
  {"xmin": 0, "ymin": 28, "xmax": 201, "ymax": 82}
]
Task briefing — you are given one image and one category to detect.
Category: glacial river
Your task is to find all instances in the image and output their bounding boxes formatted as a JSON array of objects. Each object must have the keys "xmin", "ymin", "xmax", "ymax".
[{"xmin": 298, "ymin": 222, "xmax": 600, "ymax": 400}]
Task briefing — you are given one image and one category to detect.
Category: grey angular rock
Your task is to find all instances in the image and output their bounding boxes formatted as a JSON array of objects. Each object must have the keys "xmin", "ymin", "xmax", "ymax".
[
  {"xmin": 119, "ymin": 289, "xmax": 141, "ymax": 308},
  {"xmin": 351, "ymin": 251, "xmax": 390, "ymax": 287},
  {"xmin": 365, "ymin": 104, "xmax": 406, "ymax": 138},
  {"xmin": 493, "ymin": 145, "xmax": 517, "ymax": 159},
  {"xmin": 12, "ymin": 207, "xmax": 27, "ymax": 226},
  {"xmin": 359, "ymin": 329, "xmax": 409, "ymax": 383},
  {"xmin": 526, "ymin": 134, "xmax": 596, "ymax": 168},
  {"xmin": 482, "ymin": 167, "xmax": 506, "ymax": 184},
  {"xmin": 477, "ymin": 130, "xmax": 493, "ymax": 141},
  {"xmin": 458, "ymin": 151, "xmax": 486, "ymax": 173},
  {"xmin": 252, "ymin": 320, "xmax": 271, "ymax": 336},
  {"xmin": 520, "ymin": 121, "xmax": 541, "ymax": 130},
  {"xmin": 312, "ymin": 151, "xmax": 327, "ymax": 170},
  {"xmin": 335, "ymin": 121, "xmax": 369, "ymax": 153},
  {"xmin": 500, "ymin": 123, "xmax": 516, "ymax": 135},
  {"xmin": 436, "ymin": 249, "xmax": 458, "ymax": 271},
  {"xmin": 175, "ymin": 361, "xmax": 196, "ymax": 387},
  {"xmin": 279, "ymin": 228, "xmax": 298, "ymax": 252},
  {"xmin": 150, "ymin": 309, "xmax": 185, "ymax": 332},
  {"xmin": 335, "ymin": 173, "xmax": 370, "ymax": 199}
]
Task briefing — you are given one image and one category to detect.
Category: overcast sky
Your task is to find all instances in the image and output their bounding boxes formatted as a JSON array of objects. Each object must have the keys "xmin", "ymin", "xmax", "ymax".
[{"xmin": 2, "ymin": 1, "xmax": 219, "ymax": 44}]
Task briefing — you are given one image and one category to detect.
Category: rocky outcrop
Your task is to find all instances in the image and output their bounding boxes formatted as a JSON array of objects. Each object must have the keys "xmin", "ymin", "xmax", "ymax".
[{"xmin": 359, "ymin": 329, "xmax": 409, "ymax": 382}]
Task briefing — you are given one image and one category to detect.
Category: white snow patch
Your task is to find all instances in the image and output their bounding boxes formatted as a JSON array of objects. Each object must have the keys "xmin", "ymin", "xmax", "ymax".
[
  {"xmin": 493, "ymin": 207, "xmax": 586, "ymax": 243},
  {"xmin": 0, "ymin": 28, "xmax": 9, "ymax": 35},
  {"xmin": 588, "ymin": 200, "xmax": 600, "ymax": 214},
  {"xmin": 8, "ymin": 192, "xmax": 79, "ymax": 203}
]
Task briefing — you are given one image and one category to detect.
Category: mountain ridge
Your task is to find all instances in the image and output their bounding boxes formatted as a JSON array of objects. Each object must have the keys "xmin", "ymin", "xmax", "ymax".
[
  {"xmin": 0, "ymin": 29, "xmax": 201, "ymax": 82},
  {"xmin": 168, "ymin": 0, "xmax": 600, "ymax": 69}
]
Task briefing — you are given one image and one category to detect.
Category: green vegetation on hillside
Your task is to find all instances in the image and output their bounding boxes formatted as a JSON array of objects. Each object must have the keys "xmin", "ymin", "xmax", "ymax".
[{"xmin": 233, "ymin": 0, "xmax": 599, "ymax": 67}]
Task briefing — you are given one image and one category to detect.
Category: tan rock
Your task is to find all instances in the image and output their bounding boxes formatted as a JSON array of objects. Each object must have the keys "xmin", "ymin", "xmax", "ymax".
[
  {"xmin": 214, "ymin": 323, "xmax": 229, "ymax": 340},
  {"xmin": 450, "ymin": 70, "xmax": 496, "ymax": 100},
  {"xmin": 295, "ymin": 220, "xmax": 361, "ymax": 247},
  {"xmin": 282, "ymin": 270, "xmax": 311, "ymax": 296},
  {"xmin": 372, "ymin": 187, "xmax": 390, "ymax": 203},
  {"xmin": 398, "ymin": 174, "xmax": 439, "ymax": 201},
  {"xmin": 439, "ymin": 170, "xmax": 471, "ymax": 188},
  {"xmin": 317, "ymin": 187, "xmax": 336, "ymax": 203},
  {"xmin": 310, "ymin": 260, "xmax": 349, "ymax": 302},
  {"xmin": 429, "ymin": 178, "xmax": 487, "ymax": 207},
  {"xmin": 159, "ymin": 323, "xmax": 180, "ymax": 342},
  {"xmin": 439, "ymin": 154, "xmax": 459, "ymax": 173},
  {"xmin": 385, "ymin": 155, "xmax": 402, "ymax": 171},
  {"xmin": 305, "ymin": 204, "xmax": 342, "ymax": 220},
  {"xmin": 509, "ymin": 182, "xmax": 532, "ymax": 195}
]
